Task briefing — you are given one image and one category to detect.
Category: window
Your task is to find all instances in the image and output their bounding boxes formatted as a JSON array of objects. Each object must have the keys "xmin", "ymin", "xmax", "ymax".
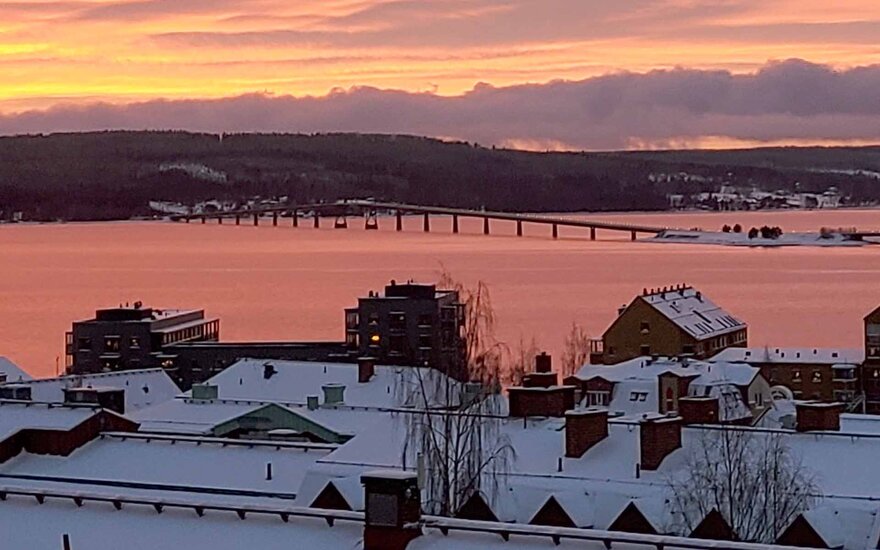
[
  {"xmin": 682, "ymin": 345, "xmax": 695, "ymax": 355},
  {"xmin": 791, "ymin": 369, "xmax": 802, "ymax": 382},
  {"xmin": 389, "ymin": 312, "xmax": 406, "ymax": 331},
  {"xmin": 345, "ymin": 333, "xmax": 358, "ymax": 348},
  {"xmin": 811, "ymin": 370, "xmax": 822, "ymax": 383},
  {"xmin": 390, "ymin": 335, "xmax": 406, "ymax": 354},
  {"xmin": 77, "ymin": 337, "xmax": 92, "ymax": 351},
  {"xmin": 834, "ymin": 390, "xmax": 855, "ymax": 402},
  {"xmin": 640, "ymin": 345, "xmax": 651, "ymax": 356},
  {"xmin": 640, "ymin": 321, "xmax": 650, "ymax": 334},
  {"xmin": 608, "ymin": 346, "xmax": 616, "ymax": 356},
  {"xmin": 417, "ymin": 314, "xmax": 433, "ymax": 327},
  {"xmin": 104, "ymin": 336, "xmax": 120, "ymax": 352},
  {"xmin": 629, "ymin": 391, "xmax": 648, "ymax": 402},
  {"xmin": 418, "ymin": 334, "xmax": 432, "ymax": 349},
  {"xmin": 129, "ymin": 336, "xmax": 141, "ymax": 348},
  {"xmin": 586, "ymin": 391, "xmax": 610, "ymax": 407}
]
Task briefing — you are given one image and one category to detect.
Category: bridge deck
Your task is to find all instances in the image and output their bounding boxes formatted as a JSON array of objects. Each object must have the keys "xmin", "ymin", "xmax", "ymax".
[{"xmin": 181, "ymin": 199, "xmax": 670, "ymax": 235}]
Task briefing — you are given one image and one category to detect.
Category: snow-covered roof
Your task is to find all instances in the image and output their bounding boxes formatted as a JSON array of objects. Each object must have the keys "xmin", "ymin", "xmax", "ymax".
[
  {"xmin": 0, "ymin": 402, "xmax": 104, "ymax": 441},
  {"xmin": 201, "ymin": 358, "xmax": 456, "ymax": 410},
  {"xmin": 711, "ymin": 347, "xmax": 864, "ymax": 365},
  {"xmin": 575, "ymin": 357, "xmax": 758, "ymax": 388},
  {"xmin": 799, "ymin": 505, "xmax": 880, "ymax": 549},
  {"xmin": 640, "ymin": 287, "xmax": 745, "ymax": 341},
  {"xmin": 0, "ymin": 435, "xmax": 329, "ymax": 506},
  {"xmin": 130, "ymin": 398, "xmax": 264, "ymax": 434},
  {"xmin": 0, "ymin": 357, "xmax": 31, "ymax": 383},
  {"xmin": 9, "ymin": 369, "xmax": 179, "ymax": 411}
]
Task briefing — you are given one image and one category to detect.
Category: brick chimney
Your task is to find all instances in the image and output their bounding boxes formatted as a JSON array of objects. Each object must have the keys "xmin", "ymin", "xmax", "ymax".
[
  {"xmin": 535, "ymin": 352, "xmax": 552, "ymax": 373},
  {"xmin": 522, "ymin": 372, "xmax": 558, "ymax": 388},
  {"xmin": 678, "ymin": 396, "xmax": 719, "ymax": 425},
  {"xmin": 640, "ymin": 416, "xmax": 682, "ymax": 471},
  {"xmin": 795, "ymin": 402, "xmax": 844, "ymax": 432},
  {"xmin": 565, "ymin": 409, "xmax": 608, "ymax": 458},
  {"xmin": 358, "ymin": 357, "xmax": 376, "ymax": 383},
  {"xmin": 362, "ymin": 471, "xmax": 421, "ymax": 550},
  {"xmin": 508, "ymin": 386, "xmax": 576, "ymax": 418}
]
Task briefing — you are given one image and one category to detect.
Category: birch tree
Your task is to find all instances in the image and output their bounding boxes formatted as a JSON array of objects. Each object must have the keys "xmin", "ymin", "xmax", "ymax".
[
  {"xmin": 667, "ymin": 427, "xmax": 818, "ymax": 542},
  {"xmin": 399, "ymin": 272, "xmax": 515, "ymax": 516},
  {"xmin": 508, "ymin": 335, "xmax": 540, "ymax": 386},
  {"xmin": 560, "ymin": 322, "xmax": 591, "ymax": 378}
]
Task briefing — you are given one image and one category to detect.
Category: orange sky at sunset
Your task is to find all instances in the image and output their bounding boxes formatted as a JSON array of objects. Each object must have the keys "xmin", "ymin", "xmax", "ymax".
[{"xmin": 2, "ymin": 0, "xmax": 880, "ymax": 149}]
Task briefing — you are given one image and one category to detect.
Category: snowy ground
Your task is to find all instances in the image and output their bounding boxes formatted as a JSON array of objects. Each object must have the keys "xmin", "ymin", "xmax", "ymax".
[{"xmin": 648, "ymin": 230, "xmax": 870, "ymax": 247}]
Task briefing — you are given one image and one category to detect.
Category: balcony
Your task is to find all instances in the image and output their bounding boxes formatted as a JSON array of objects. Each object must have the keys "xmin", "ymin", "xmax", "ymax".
[{"xmin": 589, "ymin": 338, "xmax": 604, "ymax": 365}]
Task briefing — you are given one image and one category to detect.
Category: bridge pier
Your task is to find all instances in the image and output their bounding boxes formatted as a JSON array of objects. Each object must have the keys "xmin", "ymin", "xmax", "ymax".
[
  {"xmin": 292, "ymin": 210, "xmax": 298, "ymax": 227},
  {"xmin": 396, "ymin": 211, "xmax": 403, "ymax": 231},
  {"xmin": 516, "ymin": 220, "xmax": 523, "ymax": 237},
  {"xmin": 423, "ymin": 212, "xmax": 430, "ymax": 232},
  {"xmin": 313, "ymin": 213, "xmax": 320, "ymax": 229},
  {"xmin": 218, "ymin": 217, "xmax": 223, "ymax": 225},
  {"xmin": 552, "ymin": 223, "xmax": 558, "ymax": 239},
  {"xmin": 201, "ymin": 217, "xmax": 206, "ymax": 224},
  {"xmin": 334, "ymin": 216, "xmax": 348, "ymax": 229},
  {"xmin": 235, "ymin": 215, "xmax": 240, "ymax": 226},
  {"xmin": 272, "ymin": 212, "xmax": 278, "ymax": 227},
  {"xmin": 483, "ymin": 217, "xmax": 490, "ymax": 235},
  {"xmin": 631, "ymin": 230, "xmax": 636, "ymax": 241},
  {"xmin": 185, "ymin": 217, "xmax": 190, "ymax": 224},
  {"xmin": 452, "ymin": 215, "xmax": 459, "ymax": 234},
  {"xmin": 590, "ymin": 227, "xmax": 596, "ymax": 241},
  {"xmin": 364, "ymin": 209, "xmax": 379, "ymax": 230},
  {"xmin": 253, "ymin": 213, "xmax": 259, "ymax": 226}
]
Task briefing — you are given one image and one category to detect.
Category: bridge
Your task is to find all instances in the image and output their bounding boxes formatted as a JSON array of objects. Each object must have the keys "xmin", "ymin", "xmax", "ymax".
[{"xmin": 173, "ymin": 199, "xmax": 672, "ymax": 241}]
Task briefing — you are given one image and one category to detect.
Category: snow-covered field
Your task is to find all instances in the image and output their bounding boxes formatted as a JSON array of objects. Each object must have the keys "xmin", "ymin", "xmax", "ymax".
[{"xmin": 649, "ymin": 229, "xmax": 870, "ymax": 247}]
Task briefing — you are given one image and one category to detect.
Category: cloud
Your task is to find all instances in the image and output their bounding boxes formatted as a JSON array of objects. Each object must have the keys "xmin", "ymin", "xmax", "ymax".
[{"xmin": 2, "ymin": 59, "xmax": 880, "ymax": 150}]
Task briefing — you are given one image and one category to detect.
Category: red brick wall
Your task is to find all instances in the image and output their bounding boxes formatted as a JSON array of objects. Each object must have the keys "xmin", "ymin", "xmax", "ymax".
[
  {"xmin": 565, "ymin": 410, "xmax": 609, "ymax": 458},
  {"xmin": 796, "ymin": 403, "xmax": 844, "ymax": 432},
  {"xmin": 639, "ymin": 418, "xmax": 682, "ymax": 470},
  {"xmin": 509, "ymin": 387, "xmax": 575, "ymax": 417},
  {"xmin": 678, "ymin": 397, "xmax": 719, "ymax": 425}
]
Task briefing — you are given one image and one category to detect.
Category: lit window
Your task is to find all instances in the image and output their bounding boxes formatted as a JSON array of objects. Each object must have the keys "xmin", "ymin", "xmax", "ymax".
[
  {"xmin": 370, "ymin": 334, "xmax": 381, "ymax": 344},
  {"xmin": 792, "ymin": 369, "xmax": 802, "ymax": 382},
  {"xmin": 812, "ymin": 371, "xmax": 822, "ymax": 383},
  {"xmin": 640, "ymin": 322, "xmax": 650, "ymax": 334},
  {"xmin": 129, "ymin": 337, "xmax": 141, "ymax": 348}
]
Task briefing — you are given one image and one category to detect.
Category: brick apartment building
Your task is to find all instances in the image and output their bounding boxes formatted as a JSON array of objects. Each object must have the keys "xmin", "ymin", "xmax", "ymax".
[
  {"xmin": 590, "ymin": 285, "xmax": 748, "ymax": 365},
  {"xmin": 345, "ymin": 280, "xmax": 466, "ymax": 379},
  {"xmin": 65, "ymin": 303, "xmax": 219, "ymax": 375}
]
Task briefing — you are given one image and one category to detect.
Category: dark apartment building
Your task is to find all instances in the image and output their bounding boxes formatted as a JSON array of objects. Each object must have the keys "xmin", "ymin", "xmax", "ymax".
[
  {"xmin": 345, "ymin": 280, "xmax": 465, "ymax": 379},
  {"xmin": 65, "ymin": 303, "xmax": 219, "ymax": 375},
  {"xmin": 862, "ymin": 306, "xmax": 880, "ymax": 413},
  {"xmin": 590, "ymin": 285, "xmax": 748, "ymax": 365}
]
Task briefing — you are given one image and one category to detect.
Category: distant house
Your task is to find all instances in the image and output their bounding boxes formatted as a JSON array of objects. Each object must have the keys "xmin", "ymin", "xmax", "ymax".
[
  {"xmin": 569, "ymin": 356, "xmax": 770, "ymax": 422},
  {"xmin": 590, "ymin": 285, "xmax": 748, "ymax": 365},
  {"xmin": 710, "ymin": 347, "xmax": 863, "ymax": 407},
  {"xmin": 864, "ymin": 306, "xmax": 880, "ymax": 414}
]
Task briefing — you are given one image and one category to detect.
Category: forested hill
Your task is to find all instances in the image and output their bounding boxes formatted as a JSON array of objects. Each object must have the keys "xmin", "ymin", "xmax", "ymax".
[{"xmin": 0, "ymin": 131, "xmax": 878, "ymax": 221}]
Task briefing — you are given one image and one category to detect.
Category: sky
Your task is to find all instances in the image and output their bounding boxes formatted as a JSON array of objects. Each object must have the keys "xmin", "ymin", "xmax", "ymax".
[{"xmin": 1, "ymin": 0, "xmax": 880, "ymax": 149}]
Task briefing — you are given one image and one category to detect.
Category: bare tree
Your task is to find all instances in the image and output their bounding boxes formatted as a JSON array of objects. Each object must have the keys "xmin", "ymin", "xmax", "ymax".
[
  {"xmin": 560, "ymin": 322, "xmax": 591, "ymax": 378},
  {"xmin": 667, "ymin": 427, "xmax": 818, "ymax": 543},
  {"xmin": 507, "ymin": 335, "xmax": 540, "ymax": 386},
  {"xmin": 398, "ymin": 271, "xmax": 515, "ymax": 516}
]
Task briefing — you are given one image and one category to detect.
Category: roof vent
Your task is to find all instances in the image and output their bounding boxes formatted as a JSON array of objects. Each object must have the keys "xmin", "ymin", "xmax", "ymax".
[
  {"xmin": 832, "ymin": 352, "xmax": 839, "ymax": 358},
  {"xmin": 307, "ymin": 395, "xmax": 319, "ymax": 411},
  {"xmin": 191, "ymin": 383, "xmax": 218, "ymax": 401},
  {"xmin": 263, "ymin": 362, "xmax": 277, "ymax": 380},
  {"xmin": 695, "ymin": 291, "xmax": 702, "ymax": 302},
  {"xmin": 322, "ymin": 383, "xmax": 345, "ymax": 406}
]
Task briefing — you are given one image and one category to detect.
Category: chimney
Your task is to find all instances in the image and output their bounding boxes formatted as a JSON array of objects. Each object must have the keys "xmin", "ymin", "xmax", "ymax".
[
  {"xmin": 508, "ymin": 385, "xmax": 576, "ymax": 418},
  {"xmin": 358, "ymin": 357, "xmax": 376, "ymax": 383},
  {"xmin": 795, "ymin": 402, "xmax": 844, "ymax": 432},
  {"xmin": 322, "ymin": 383, "xmax": 345, "ymax": 406},
  {"xmin": 362, "ymin": 471, "xmax": 421, "ymax": 550},
  {"xmin": 678, "ymin": 396, "xmax": 719, "ymax": 425},
  {"xmin": 639, "ymin": 416, "xmax": 682, "ymax": 471},
  {"xmin": 535, "ymin": 352, "xmax": 552, "ymax": 374},
  {"xmin": 565, "ymin": 409, "xmax": 609, "ymax": 458},
  {"xmin": 522, "ymin": 372, "xmax": 558, "ymax": 388}
]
